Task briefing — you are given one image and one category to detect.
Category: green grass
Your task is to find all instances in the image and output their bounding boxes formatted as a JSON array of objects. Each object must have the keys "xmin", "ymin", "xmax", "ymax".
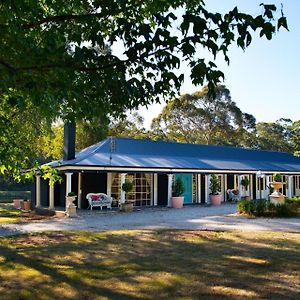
[
  {"xmin": 0, "ymin": 230, "xmax": 299, "ymax": 299},
  {"xmin": 0, "ymin": 203, "xmax": 23, "ymax": 224}
]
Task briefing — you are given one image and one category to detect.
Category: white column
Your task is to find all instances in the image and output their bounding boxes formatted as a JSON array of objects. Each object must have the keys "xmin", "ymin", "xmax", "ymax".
[
  {"xmin": 107, "ymin": 173, "xmax": 112, "ymax": 197},
  {"xmin": 65, "ymin": 172, "xmax": 73, "ymax": 196},
  {"xmin": 238, "ymin": 175, "xmax": 243, "ymax": 198},
  {"xmin": 197, "ymin": 174, "xmax": 201, "ymax": 203},
  {"xmin": 249, "ymin": 175, "xmax": 253, "ymax": 199},
  {"xmin": 224, "ymin": 174, "xmax": 227, "ymax": 201},
  {"xmin": 36, "ymin": 175, "xmax": 41, "ymax": 207},
  {"xmin": 78, "ymin": 172, "xmax": 82, "ymax": 209},
  {"xmin": 205, "ymin": 175, "xmax": 210, "ymax": 203},
  {"xmin": 167, "ymin": 174, "xmax": 173, "ymax": 207},
  {"xmin": 49, "ymin": 184, "xmax": 54, "ymax": 209},
  {"xmin": 266, "ymin": 175, "xmax": 270, "ymax": 198},
  {"xmin": 153, "ymin": 174, "xmax": 158, "ymax": 206},
  {"xmin": 120, "ymin": 173, "xmax": 126, "ymax": 204},
  {"xmin": 287, "ymin": 175, "xmax": 293, "ymax": 198}
]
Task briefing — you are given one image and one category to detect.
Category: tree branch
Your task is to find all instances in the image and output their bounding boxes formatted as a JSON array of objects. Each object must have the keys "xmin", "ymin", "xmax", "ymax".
[{"xmin": 23, "ymin": 13, "xmax": 104, "ymax": 29}]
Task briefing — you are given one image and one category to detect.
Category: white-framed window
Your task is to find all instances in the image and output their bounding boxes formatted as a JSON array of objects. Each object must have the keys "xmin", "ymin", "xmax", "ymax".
[{"xmin": 111, "ymin": 173, "xmax": 152, "ymax": 207}]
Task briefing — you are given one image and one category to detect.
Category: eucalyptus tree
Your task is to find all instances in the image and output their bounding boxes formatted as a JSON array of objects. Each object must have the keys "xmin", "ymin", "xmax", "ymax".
[
  {"xmin": 0, "ymin": 1, "xmax": 288, "ymax": 176},
  {"xmin": 151, "ymin": 85, "xmax": 256, "ymax": 146}
]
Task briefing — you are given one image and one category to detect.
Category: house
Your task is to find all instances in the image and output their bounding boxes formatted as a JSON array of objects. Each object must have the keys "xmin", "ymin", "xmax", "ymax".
[{"xmin": 32, "ymin": 124, "xmax": 300, "ymax": 209}]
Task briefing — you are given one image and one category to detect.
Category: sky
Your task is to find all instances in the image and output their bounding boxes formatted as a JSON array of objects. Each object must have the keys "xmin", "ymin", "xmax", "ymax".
[{"xmin": 136, "ymin": 0, "xmax": 300, "ymax": 128}]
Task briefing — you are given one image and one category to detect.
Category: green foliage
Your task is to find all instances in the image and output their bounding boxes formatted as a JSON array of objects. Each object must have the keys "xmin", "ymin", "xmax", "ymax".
[
  {"xmin": 151, "ymin": 85, "xmax": 257, "ymax": 146},
  {"xmin": 238, "ymin": 199, "xmax": 298, "ymax": 217},
  {"xmin": 0, "ymin": 2, "xmax": 288, "ymax": 176},
  {"xmin": 241, "ymin": 177, "xmax": 250, "ymax": 189},
  {"xmin": 210, "ymin": 175, "xmax": 221, "ymax": 195},
  {"xmin": 275, "ymin": 203, "xmax": 298, "ymax": 217},
  {"xmin": 285, "ymin": 197, "xmax": 300, "ymax": 208},
  {"xmin": 272, "ymin": 173, "xmax": 282, "ymax": 182},
  {"xmin": 172, "ymin": 177, "xmax": 185, "ymax": 197},
  {"xmin": 122, "ymin": 180, "xmax": 134, "ymax": 193},
  {"xmin": 67, "ymin": 192, "xmax": 76, "ymax": 197}
]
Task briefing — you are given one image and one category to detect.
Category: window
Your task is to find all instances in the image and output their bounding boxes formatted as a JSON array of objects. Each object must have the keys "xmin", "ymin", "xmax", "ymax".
[{"xmin": 110, "ymin": 173, "xmax": 152, "ymax": 207}]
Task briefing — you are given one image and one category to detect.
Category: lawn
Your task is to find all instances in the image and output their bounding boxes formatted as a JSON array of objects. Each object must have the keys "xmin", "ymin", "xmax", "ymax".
[
  {"xmin": 0, "ymin": 203, "xmax": 23, "ymax": 224},
  {"xmin": 0, "ymin": 230, "xmax": 299, "ymax": 299}
]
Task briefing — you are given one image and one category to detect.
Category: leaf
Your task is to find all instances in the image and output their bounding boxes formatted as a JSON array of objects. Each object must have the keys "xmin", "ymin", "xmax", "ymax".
[{"xmin": 277, "ymin": 17, "xmax": 289, "ymax": 31}]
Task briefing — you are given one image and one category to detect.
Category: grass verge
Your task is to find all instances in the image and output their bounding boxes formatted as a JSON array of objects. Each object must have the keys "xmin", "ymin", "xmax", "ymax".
[{"xmin": 0, "ymin": 230, "xmax": 299, "ymax": 299}]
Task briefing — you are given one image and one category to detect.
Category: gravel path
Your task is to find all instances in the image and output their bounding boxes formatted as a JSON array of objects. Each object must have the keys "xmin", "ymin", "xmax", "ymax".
[{"xmin": 0, "ymin": 204, "xmax": 299, "ymax": 236}]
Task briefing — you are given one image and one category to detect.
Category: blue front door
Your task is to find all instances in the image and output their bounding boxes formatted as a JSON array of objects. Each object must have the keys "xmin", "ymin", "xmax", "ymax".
[{"xmin": 175, "ymin": 174, "xmax": 193, "ymax": 203}]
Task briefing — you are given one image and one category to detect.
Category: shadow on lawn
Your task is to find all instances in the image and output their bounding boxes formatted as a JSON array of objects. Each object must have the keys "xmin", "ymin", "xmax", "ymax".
[{"xmin": 0, "ymin": 230, "xmax": 299, "ymax": 299}]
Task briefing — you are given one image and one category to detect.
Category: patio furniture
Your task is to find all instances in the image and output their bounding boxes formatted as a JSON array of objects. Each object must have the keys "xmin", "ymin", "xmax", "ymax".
[
  {"xmin": 227, "ymin": 189, "xmax": 240, "ymax": 202},
  {"xmin": 86, "ymin": 193, "xmax": 113, "ymax": 210}
]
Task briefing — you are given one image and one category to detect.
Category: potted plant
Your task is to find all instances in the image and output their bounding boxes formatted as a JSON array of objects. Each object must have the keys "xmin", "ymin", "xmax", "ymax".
[
  {"xmin": 23, "ymin": 197, "xmax": 31, "ymax": 211},
  {"xmin": 66, "ymin": 192, "xmax": 77, "ymax": 217},
  {"xmin": 171, "ymin": 177, "xmax": 185, "ymax": 208},
  {"xmin": 240, "ymin": 177, "xmax": 250, "ymax": 200},
  {"xmin": 120, "ymin": 180, "xmax": 134, "ymax": 212},
  {"xmin": 210, "ymin": 174, "xmax": 222, "ymax": 205}
]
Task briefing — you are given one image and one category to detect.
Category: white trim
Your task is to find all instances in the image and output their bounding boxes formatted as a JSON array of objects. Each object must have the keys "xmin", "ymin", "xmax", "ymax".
[
  {"xmin": 197, "ymin": 174, "xmax": 201, "ymax": 203},
  {"xmin": 167, "ymin": 174, "xmax": 173, "ymax": 207},
  {"xmin": 78, "ymin": 172, "xmax": 82, "ymax": 209},
  {"xmin": 54, "ymin": 165, "xmax": 300, "ymax": 175},
  {"xmin": 36, "ymin": 175, "xmax": 41, "ymax": 207},
  {"xmin": 107, "ymin": 173, "xmax": 112, "ymax": 197},
  {"xmin": 49, "ymin": 184, "xmax": 54, "ymax": 209},
  {"xmin": 224, "ymin": 174, "xmax": 227, "ymax": 201},
  {"xmin": 205, "ymin": 175, "xmax": 210, "ymax": 204},
  {"xmin": 120, "ymin": 173, "xmax": 126, "ymax": 204},
  {"xmin": 287, "ymin": 175, "xmax": 293, "ymax": 198},
  {"xmin": 65, "ymin": 172, "xmax": 73, "ymax": 196},
  {"xmin": 153, "ymin": 174, "xmax": 158, "ymax": 206}
]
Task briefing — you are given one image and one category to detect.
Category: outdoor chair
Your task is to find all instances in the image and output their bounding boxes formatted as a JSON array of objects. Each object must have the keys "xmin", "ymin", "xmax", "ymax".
[
  {"xmin": 86, "ymin": 193, "xmax": 113, "ymax": 210},
  {"xmin": 227, "ymin": 189, "xmax": 240, "ymax": 202}
]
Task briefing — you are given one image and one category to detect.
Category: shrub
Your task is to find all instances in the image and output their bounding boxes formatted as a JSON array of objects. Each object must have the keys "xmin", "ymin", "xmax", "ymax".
[
  {"xmin": 122, "ymin": 180, "xmax": 134, "ymax": 193},
  {"xmin": 254, "ymin": 199, "xmax": 267, "ymax": 216},
  {"xmin": 238, "ymin": 200, "xmax": 255, "ymax": 215},
  {"xmin": 275, "ymin": 203, "xmax": 298, "ymax": 217},
  {"xmin": 285, "ymin": 197, "xmax": 300, "ymax": 208},
  {"xmin": 273, "ymin": 173, "xmax": 282, "ymax": 182},
  {"xmin": 237, "ymin": 199, "xmax": 298, "ymax": 218},
  {"xmin": 210, "ymin": 175, "xmax": 221, "ymax": 195},
  {"xmin": 172, "ymin": 177, "xmax": 185, "ymax": 197}
]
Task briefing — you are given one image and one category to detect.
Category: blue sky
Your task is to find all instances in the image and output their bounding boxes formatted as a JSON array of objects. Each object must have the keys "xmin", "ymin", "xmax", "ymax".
[{"xmin": 137, "ymin": 0, "xmax": 300, "ymax": 128}]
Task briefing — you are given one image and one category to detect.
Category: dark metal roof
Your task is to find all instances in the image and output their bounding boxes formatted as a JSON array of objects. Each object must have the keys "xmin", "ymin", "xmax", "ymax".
[{"xmin": 49, "ymin": 137, "xmax": 300, "ymax": 173}]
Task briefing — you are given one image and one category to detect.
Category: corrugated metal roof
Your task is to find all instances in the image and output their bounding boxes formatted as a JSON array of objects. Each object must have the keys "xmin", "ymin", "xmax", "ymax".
[{"xmin": 49, "ymin": 137, "xmax": 300, "ymax": 173}]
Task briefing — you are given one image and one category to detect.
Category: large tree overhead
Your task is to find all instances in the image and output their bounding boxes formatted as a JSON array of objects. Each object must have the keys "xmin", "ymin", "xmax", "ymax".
[
  {"xmin": 151, "ymin": 85, "xmax": 256, "ymax": 146},
  {"xmin": 0, "ymin": 1, "xmax": 288, "ymax": 176},
  {"xmin": 1, "ymin": 1, "xmax": 288, "ymax": 119}
]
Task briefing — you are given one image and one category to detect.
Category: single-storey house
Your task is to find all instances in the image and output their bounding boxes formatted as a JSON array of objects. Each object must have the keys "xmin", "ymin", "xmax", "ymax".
[{"xmin": 32, "ymin": 124, "xmax": 300, "ymax": 209}]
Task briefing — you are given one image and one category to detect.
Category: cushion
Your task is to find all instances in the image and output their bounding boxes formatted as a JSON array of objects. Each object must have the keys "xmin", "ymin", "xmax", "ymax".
[{"xmin": 91, "ymin": 195, "xmax": 100, "ymax": 201}]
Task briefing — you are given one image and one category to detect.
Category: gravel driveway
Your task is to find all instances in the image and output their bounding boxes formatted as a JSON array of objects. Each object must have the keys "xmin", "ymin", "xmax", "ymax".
[{"xmin": 0, "ymin": 204, "xmax": 299, "ymax": 236}]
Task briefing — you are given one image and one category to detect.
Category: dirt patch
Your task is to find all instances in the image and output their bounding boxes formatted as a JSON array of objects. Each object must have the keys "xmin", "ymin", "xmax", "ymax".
[{"xmin": 14, "ymin": 232, "xmax": 75, "ymax": 246}]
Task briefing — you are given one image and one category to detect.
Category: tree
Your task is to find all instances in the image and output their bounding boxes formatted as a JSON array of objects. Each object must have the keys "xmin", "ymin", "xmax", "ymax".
[
  {"xmin": 151, "ymin": 85, "xmax": 256, "ymax": 146},
  {"xmin": 0, "ymin": 1, "xmax": 288, "ymax": 176},
  {"xmin": 256, "ymin": 119, "xmax": 293, "ymax": 153}
]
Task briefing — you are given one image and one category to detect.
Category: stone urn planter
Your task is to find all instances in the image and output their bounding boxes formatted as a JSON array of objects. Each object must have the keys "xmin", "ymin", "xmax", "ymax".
[
  {"xmin": 269, "ymin": 182, "xmax": 285, "ymax": 205},
  {"xmin": 66, "ymin": 192, "xmax": 77, "ymax": 217},
  {"xmin": 171, "ymin": 196, "xmax": 184, "ymax": 208}
]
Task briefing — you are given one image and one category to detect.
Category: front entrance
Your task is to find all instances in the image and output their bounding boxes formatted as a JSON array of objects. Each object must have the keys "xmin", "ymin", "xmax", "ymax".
[{"xmin": 175, "ymin": 174, "xmax": 193, "ymax": 204}]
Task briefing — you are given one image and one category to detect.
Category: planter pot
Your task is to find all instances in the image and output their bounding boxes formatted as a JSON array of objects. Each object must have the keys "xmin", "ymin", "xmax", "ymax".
[
  {"xmin": 120, "ymin": 202, "xmax": 134, "ymax": 212},
  {"xmin": 66, "ymin": 196, "xmax": 77, "ymax": 217},
  {"xmin": 13, "ymin": 199, "xmax": 23, "ymax": 209},
  {"xmin": 210, "ymin": 194, "xmax": 221, "ymax": 206},
  {"xmin": 23, "ymin": 201, "xmax": 31, "ymax": 211},
  {"xmin": 171, "ymin": 197, "xmax": 184, "ymax": 208}
]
